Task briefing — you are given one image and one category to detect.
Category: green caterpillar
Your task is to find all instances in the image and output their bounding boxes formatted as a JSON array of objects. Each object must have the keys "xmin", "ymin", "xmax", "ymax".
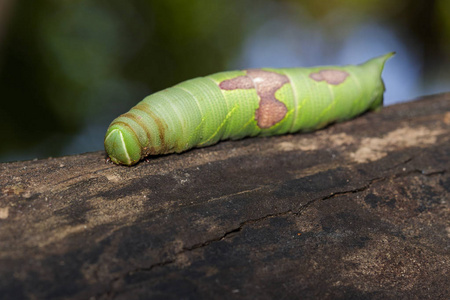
[{"xmin": 105, "ymin": 52, "xmax": 394, "ymax": 166}]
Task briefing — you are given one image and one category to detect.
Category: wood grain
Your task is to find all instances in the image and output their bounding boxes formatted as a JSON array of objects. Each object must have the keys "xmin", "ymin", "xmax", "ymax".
[{"xmin": 1, "ymin": 93, "xmax": 449, "ymax": 300}]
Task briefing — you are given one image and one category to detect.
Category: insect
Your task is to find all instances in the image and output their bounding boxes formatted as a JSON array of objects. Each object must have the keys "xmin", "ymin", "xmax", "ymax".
[{"xmin": 105, "ymin": 52, "xmax": 394, "ymax": 166}]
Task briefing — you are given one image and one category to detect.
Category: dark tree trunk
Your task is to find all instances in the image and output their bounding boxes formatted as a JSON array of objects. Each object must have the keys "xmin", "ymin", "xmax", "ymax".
[{"xmin": 1, "ymin": 93, "xmax": 449, "ymax": 300}]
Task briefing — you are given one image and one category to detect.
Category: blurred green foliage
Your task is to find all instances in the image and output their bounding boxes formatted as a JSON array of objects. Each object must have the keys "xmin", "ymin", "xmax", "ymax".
[{"xmin": 0, "ymin": 0, "xmax": 448, "ymax": 162}]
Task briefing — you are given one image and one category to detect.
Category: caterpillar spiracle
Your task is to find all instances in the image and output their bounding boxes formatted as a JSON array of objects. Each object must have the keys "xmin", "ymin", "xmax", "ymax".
[{"xmin": 105, "ymin": 52, "xmax": 394, "ymax": 166}]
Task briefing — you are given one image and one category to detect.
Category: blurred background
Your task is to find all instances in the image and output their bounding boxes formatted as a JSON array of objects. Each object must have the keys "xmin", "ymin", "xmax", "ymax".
[{"xmin": 0, "ymin": 0, "xmax": 449, "ymax": 163}]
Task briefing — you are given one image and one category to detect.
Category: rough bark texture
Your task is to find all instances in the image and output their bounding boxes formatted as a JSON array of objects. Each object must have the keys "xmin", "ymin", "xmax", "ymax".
[{"xmin": 1, "ymin": 93, "xmax": 449, "ymax": 300}]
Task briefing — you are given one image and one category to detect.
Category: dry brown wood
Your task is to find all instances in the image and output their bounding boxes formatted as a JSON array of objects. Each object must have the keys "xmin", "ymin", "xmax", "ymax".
[{"xmin": 1, "ymin": 93, "xmax": 449, "ymax": 300}]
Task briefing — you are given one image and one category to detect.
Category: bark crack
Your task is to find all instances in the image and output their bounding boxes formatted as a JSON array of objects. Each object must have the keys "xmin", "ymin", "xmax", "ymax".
[{"xmin": 99, "ymin": 167, "xmax": 448, "ymax": 299}]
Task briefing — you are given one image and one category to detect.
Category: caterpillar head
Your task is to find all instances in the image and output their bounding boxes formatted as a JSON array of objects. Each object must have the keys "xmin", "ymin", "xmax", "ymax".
[{"xmin": 104, "ymin": 124, "xmax": 141, "ymax": 166}]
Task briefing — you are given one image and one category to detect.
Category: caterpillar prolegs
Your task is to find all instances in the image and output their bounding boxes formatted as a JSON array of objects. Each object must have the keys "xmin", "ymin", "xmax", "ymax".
[{"xmin": 105, "ymin": 52, "xmax": 394, "ymax": 166}]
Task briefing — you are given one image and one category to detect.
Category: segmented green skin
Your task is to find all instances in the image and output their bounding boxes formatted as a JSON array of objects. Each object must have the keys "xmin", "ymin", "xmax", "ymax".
[{"xmin": 105, "ymin": 52, "xmax": 394, "ymax": 165}]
